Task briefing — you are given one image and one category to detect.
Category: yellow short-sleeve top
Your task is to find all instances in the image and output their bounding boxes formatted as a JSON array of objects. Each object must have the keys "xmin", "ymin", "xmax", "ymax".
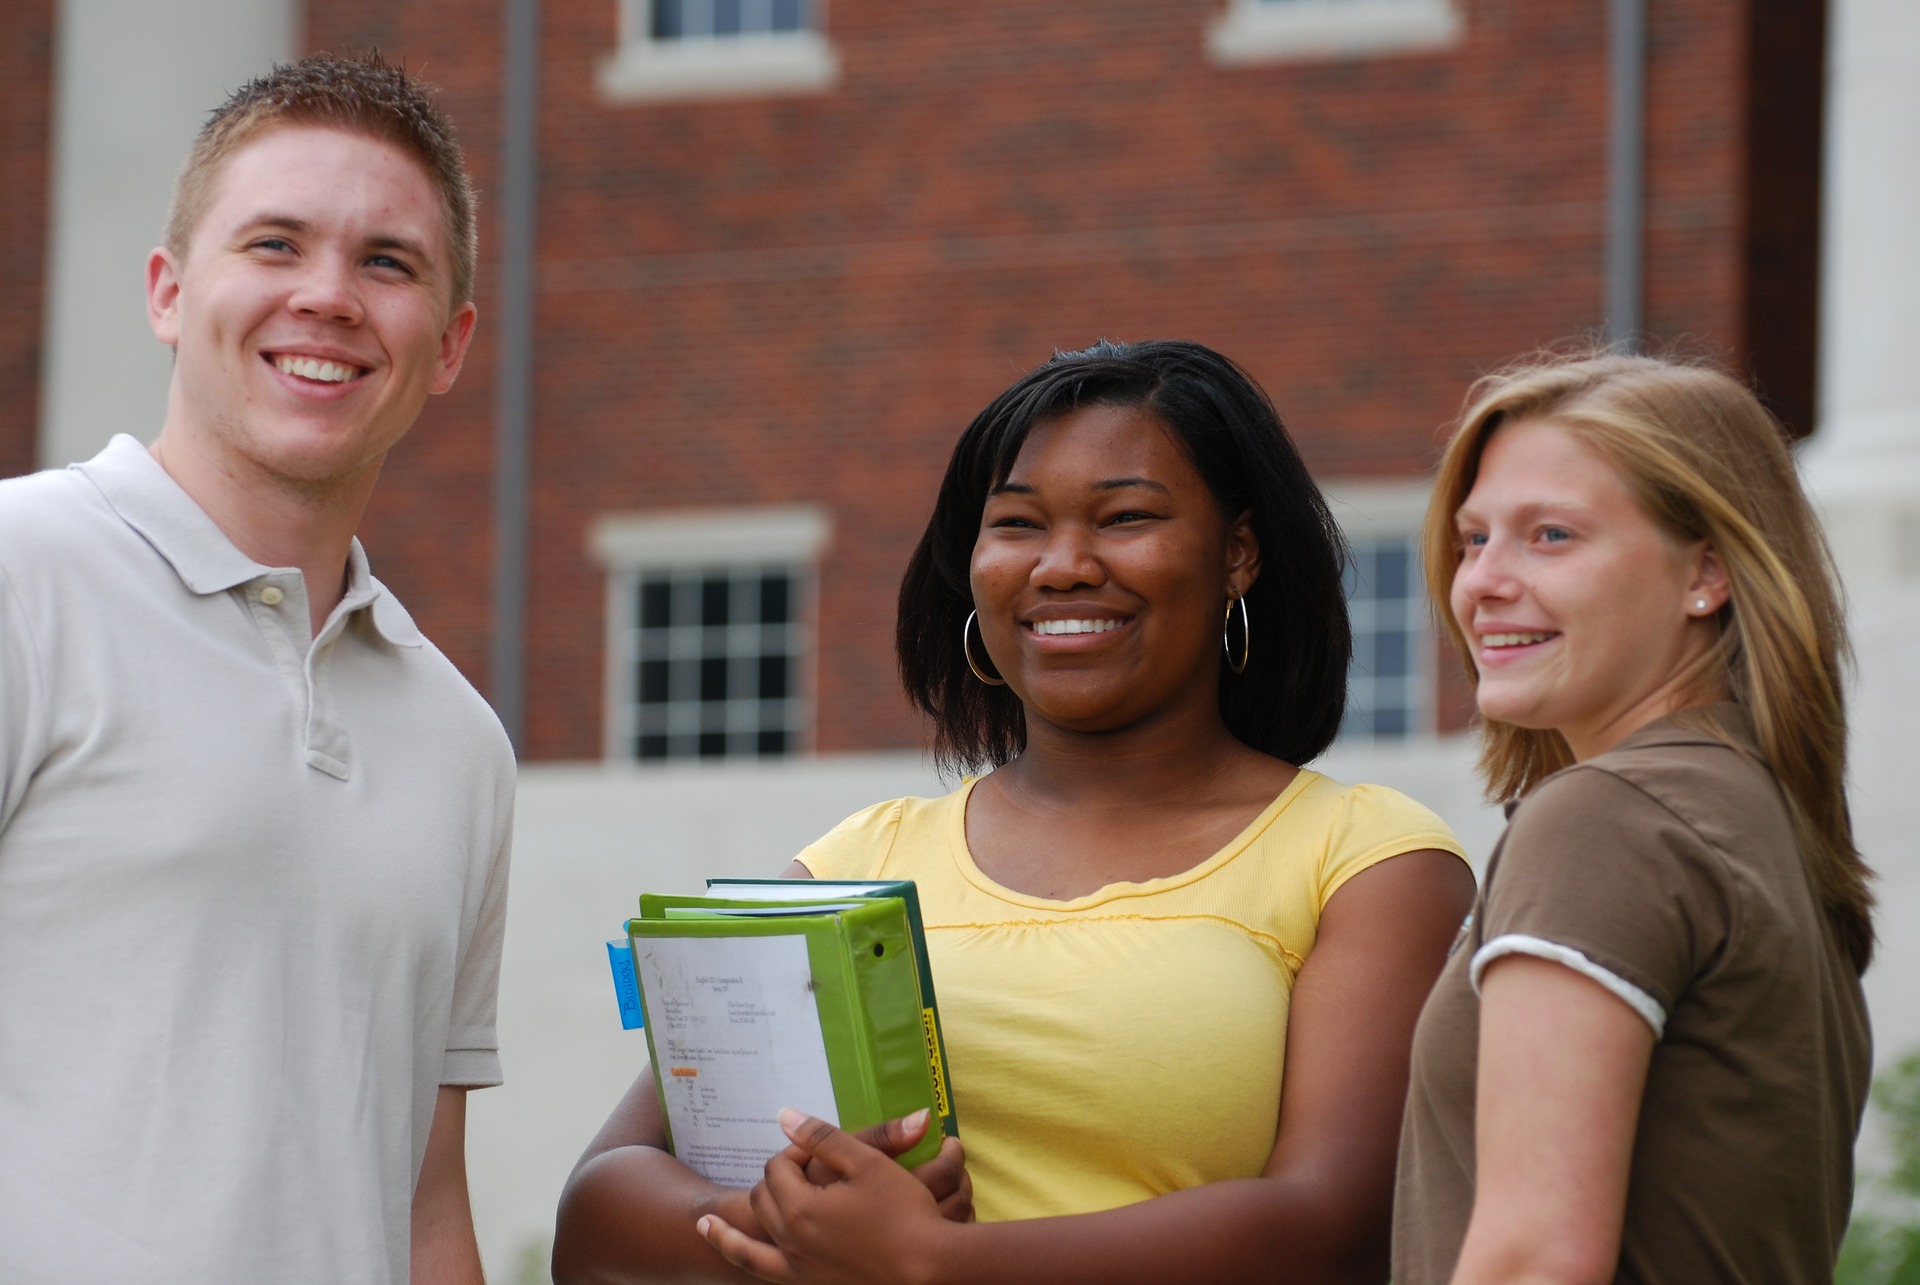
[{"xmin": 796, "ymin": 770, "xmax": 1466, "ymax": 1223}]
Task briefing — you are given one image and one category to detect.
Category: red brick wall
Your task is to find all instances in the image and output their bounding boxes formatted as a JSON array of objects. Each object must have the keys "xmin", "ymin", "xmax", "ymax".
[
  {"xmin": 305, "ymin": 2, "xmax": 510, "ymax": 704},
  {"xmin": 0, "ymin": 0, "xmax": 56, "ymax": 480},
  {"xmin": 1643, "ymin": 0, "xmax": 1747, "ymax": 365},
  {"xmin": 308, "ymin": 0, "xmax": 1778, "ymax": 759}
]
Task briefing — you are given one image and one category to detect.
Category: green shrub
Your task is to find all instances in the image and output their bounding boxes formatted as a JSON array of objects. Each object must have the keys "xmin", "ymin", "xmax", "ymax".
[{"xmin": 1839, "ymin": 1051, "xmax": 1920, "ymax": 1285}]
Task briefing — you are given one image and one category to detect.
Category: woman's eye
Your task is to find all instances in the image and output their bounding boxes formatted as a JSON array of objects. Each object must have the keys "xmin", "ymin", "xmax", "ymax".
[
  {"xmin": 1107, "ymin": 510, "xmax": 1155, "ymax": 525},
  {"xmin": 1460, "ymin": 531, "xmax": 1487, "ymax": 549}
]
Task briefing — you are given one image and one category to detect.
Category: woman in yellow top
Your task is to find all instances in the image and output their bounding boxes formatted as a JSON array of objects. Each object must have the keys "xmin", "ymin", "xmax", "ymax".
[{"xmin": 554, "ymin": 339, "xmax": 1475, "ymax": 1284}]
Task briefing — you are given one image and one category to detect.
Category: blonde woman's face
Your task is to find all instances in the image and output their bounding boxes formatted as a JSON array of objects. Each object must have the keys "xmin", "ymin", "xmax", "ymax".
[{"xmin": 1449, "ymin": 417, "xmax": 1726, "ymax": 759}]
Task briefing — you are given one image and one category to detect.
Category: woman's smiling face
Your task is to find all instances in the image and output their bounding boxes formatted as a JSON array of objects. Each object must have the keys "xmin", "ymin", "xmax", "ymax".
[
  {"xmin": 969, "ymin": 403, "xmax": 1258, "ymax": 737},
  {"xmin": 1449, "ymin": 416, "xmax": 1725, "ymax": 758}
]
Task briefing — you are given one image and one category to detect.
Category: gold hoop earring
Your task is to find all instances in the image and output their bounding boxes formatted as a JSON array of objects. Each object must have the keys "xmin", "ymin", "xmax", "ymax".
[
  {"xmin": 1223, "ymin": 595, "xmax": 1250, "ymax": 675},
  {"xmin": 963, "ymin": 610, "xmax": 1007, "ymax": 685}
]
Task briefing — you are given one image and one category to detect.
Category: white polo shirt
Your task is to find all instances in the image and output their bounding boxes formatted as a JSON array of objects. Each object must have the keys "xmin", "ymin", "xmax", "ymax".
[{"xmin": 0, "ymin": 436, "xmax": 514, "ymax": 1285}]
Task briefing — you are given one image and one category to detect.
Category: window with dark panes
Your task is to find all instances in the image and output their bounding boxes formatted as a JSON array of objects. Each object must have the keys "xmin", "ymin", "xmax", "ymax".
[
  {"xmin": 650, "ymin": 0, "xmax": 811, "ymax": 40},
  {"xmin": 1341, "ymin": 535, "xmax": 1428, "ymax": 739},
  {"xmin": 625, "ymin": 564, "xmax": 807, "ymax": 760}
]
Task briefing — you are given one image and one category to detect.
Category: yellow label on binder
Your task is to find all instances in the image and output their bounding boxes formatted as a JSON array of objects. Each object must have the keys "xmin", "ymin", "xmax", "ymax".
[{"xmin": 922, "ymin": 1007, "xmax": 950, "ymax": 1118}]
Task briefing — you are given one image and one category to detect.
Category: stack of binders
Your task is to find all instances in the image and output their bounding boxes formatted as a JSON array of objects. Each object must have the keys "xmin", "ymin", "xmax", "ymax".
[{"xmin": 618, "ymin": 879, "xmax": 957, "ymax": 1188}]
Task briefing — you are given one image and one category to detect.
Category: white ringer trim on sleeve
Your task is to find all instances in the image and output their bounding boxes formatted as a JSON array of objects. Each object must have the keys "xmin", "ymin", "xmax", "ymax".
[{"xmin": 1470, "ymin": 933, "xmax": 1667, "ymax": 1037}]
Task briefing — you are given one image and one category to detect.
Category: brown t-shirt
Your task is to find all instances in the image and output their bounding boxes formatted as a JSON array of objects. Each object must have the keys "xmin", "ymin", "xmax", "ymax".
[{"xmin": 1393, "ymin": 707, "xmax": 1871, "ymax": 1284}]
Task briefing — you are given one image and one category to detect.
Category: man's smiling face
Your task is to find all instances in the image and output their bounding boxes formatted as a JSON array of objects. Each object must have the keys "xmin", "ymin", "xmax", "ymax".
[{"xmin": 147, "ymin": 125, "xmax": 476, "ymax": 492}]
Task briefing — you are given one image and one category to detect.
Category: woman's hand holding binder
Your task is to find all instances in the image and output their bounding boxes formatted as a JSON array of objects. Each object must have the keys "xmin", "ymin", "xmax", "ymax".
[
  {"xmin": 705, "ymin": 1105, "xmax": 972, "ymax": 1268},
  {"xmin": 701, "ymin": 1107, "xmax": 971, "ymax": 1282}
]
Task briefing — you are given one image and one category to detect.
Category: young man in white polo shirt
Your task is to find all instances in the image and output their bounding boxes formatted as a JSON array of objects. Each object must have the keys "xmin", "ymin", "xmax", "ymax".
[{"xmin": 0, "ymin": 54, "xmax": 511, "ymax": 1284}]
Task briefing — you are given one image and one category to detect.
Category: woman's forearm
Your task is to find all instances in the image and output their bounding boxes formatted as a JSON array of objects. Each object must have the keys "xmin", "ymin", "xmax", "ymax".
[
  {"xmin": 918, "ymin": 1172, "xmax": 1382, "ymax": 1285},
  {"xmin": 552, "ymin": 1145, "xmax": 759, "ymax": 1285}
]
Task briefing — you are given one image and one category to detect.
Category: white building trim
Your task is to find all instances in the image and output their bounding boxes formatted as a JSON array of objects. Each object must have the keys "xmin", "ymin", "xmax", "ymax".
[
  {"xmin": 40, "ymin": 0, "xmax": 297, "ymax": 468},
  {"xmin": 589, "ymin": 505, "xmax": 833, "ymax": 570},
  {"xmin": 1320, "ymin": 476, "xmax": 1433, "ymax": 538},
  {"xmin": 1206, "ymin": 0, "xmax": 1462, "ymax": 66},
  {"xmin": 590, "ymin": 506, "xmax": 832, "ymax": 762},
  {"xmin": 597, "ymin": 0, "xmax": 840, "ymax": 104}
]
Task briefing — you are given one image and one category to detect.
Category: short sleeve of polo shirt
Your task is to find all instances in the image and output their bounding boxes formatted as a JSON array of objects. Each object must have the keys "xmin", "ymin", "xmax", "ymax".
[
  {"xmin": 0, "ymin": 559, "xmax": 48, "ymax": 835},
  {"xmin": 1469, "ymin": 765, "xmax": 1735, "ymax": 1036},
  {"xmin": 442, "ymin": 816, "xmax": 512, "ymax": 1086}
]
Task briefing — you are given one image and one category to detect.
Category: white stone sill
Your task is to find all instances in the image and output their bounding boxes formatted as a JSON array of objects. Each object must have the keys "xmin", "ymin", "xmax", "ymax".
[
  {"xmin": 1206, "ymin": 0, "xmax": 1462, "ymax": 65},
  {"xmin": 596, "ymin": 31, "xmax": 840, "ymax": 104}
]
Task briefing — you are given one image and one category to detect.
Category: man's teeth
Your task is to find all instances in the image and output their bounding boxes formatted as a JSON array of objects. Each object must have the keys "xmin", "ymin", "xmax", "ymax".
[
  {"xmin": 1031, "ymin": 619, "xmax": 1122, "ymax": 636},
  {"xmin": 1483, "ymin": 632, "xmax": 1555, "ymax": 647},
  {"xmin": 275, "ymin": 356, "xmax": 361, "ymax": 383}
]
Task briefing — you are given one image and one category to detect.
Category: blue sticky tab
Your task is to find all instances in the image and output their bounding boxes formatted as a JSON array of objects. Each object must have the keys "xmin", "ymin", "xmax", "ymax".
[{"xmin": 607, "ymin": 938, "xmax": 644, "ymax": 1030}]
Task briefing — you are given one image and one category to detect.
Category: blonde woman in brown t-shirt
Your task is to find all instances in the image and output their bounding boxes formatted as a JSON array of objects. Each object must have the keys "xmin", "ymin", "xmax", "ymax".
[{"xmin": 1392, "ymin": 352, "xmax": 1875, "ymax": 1284}]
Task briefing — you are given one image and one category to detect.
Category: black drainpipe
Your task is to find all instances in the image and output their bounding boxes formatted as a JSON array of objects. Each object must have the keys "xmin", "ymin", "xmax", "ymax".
[
  {"xmin": 1606, "ymin": 0, "xmax": 1647, "ymax": 349},
  {"xmin": 491, "ymin": 0, "xmax": 540, "ymax": 752}
]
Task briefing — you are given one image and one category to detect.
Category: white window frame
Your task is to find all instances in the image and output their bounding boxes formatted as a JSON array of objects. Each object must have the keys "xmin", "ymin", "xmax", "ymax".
[
  {"xmin": 1321, "ymin": 479, "xmax": 1436, "ymax": 741},
  {"xmin": 1206, "ymin": 0, "xmax": 1462, "ymax": 66},
  {"xmin": 590, "ymin": 505, "xmax": 832, "ymax": 762},
  {"xmin": 598, "ymin": 0, "xmax": 841, "ymax": 104}
]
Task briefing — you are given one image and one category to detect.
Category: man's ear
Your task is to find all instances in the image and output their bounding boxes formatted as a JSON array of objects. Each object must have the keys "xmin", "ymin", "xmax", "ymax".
[
  {"xmin": 429, "ymin": 301, "xmax": 479, "ymax": 396},
  {"xmin": 147, "ymin": 247, "xmax": 182, "ymax": 348},
  {"xmin": 1226, "ymin": 508, "xmax": 1261, "ymax": 600}
]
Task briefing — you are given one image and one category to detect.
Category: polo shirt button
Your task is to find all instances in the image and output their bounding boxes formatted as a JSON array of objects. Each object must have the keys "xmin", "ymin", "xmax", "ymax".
[{"xmin": 260, "ymin": 586, "xmax": 285, "ymax": 607}]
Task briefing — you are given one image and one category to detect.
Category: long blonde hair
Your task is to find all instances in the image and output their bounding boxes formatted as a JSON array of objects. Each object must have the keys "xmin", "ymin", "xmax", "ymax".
[{"xmin": 1423, "ymin": 352, "xmax": 1875, "ymax": 972}]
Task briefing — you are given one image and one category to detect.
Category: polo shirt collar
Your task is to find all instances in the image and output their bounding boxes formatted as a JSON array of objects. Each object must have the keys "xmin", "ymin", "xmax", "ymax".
[
  {"xmin": 75, "ymin": 434, "xmax": 423, "ymax": 649},
  {"xmin": 340, "ymin": 543, "xmax": 427, "ymax": 649},
  {"xmin": 1614, "ymin": 701, "xmax": 1760, "ymax": 758},
  {"xmin": 1506, "ymin": 702, "xmax": 1762, "ymax": 817}
]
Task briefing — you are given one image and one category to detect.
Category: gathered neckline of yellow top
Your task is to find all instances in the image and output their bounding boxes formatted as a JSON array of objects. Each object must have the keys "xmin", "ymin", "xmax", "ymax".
[{"xmin": 944, "ymin": 769, "xmax": 1322, "ymax": 912}]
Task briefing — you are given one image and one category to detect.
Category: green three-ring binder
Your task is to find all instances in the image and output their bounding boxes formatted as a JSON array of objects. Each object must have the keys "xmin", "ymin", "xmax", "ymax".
[{"xmin": 627, "ymin": 880, "xmax": 955, "ymax": 1186}]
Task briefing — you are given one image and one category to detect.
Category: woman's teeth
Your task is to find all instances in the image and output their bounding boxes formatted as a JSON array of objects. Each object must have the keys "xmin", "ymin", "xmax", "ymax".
[
  {"xmin": 275, "ymin": 356, "xmax": 361, "ymax": 383},
  {"xmin": 1030, "ymin": 619, "xmax": 1122, "ymax": 636},
  {"xmin": 1483, "ymin": 632, "xmax": 1554, "ymax": 647}
]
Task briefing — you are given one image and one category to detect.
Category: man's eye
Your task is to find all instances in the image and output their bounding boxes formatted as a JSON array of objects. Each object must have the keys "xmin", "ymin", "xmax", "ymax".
[
  {"xmin": 253, "ymin": 237, "xmax": 294, "ymax": 253},
  {"xmin": 1541, "ymin": 527, "xmax": 1572, "ymax": 543},
  {"xmin": 369, "ymin": 255, "xmax": 413, "ymax": 274}
]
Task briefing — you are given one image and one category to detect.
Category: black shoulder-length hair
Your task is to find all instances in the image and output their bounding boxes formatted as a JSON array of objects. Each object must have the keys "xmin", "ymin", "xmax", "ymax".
[{"xmin": 897, "ymin": 338, "xmax": 1351, "ymax": 774}]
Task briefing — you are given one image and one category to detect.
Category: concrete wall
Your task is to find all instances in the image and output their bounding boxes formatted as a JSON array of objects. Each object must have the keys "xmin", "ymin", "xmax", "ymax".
[
  {"xmin": 1807, "ymin": 0, "xmax": 1920, "ymax": 1075},
  {"xmin": 463, "ymin": 738, "xmax": 1505, "ymax": 1277},
  {"xmin": 38, "ymin": 0, "xmax": 296, "ymax": 469}
]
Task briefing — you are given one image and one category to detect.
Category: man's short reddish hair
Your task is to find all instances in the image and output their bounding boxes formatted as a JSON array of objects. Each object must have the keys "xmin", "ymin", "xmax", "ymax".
[{"xmin": 165, "ymin": 51, "xmax": 478, "ymax": 308}]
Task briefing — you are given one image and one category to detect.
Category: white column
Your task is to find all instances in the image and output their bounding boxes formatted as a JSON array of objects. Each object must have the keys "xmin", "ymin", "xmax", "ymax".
[
  {"xmin": 1805, "ymin": 0, "xmax": 1920, "ymax": 1072},
  {"xmin": 38, "ymin": 0, "xmax": 297, "ymax": 468}
]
